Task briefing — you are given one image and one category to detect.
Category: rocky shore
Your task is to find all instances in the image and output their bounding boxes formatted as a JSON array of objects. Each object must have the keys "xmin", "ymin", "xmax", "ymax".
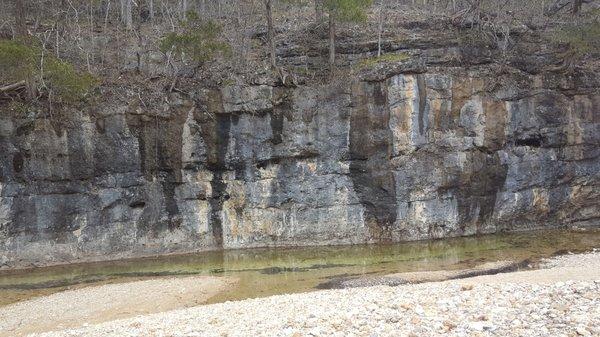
[{"xmin": 28, "ymin": 251, "xmax": 600, "ymax": 337}]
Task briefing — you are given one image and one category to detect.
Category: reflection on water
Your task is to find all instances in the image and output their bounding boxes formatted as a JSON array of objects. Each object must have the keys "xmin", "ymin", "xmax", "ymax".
[{"xmin": 1, "ymin": 229, "xmax": 599, "ymax": 306}]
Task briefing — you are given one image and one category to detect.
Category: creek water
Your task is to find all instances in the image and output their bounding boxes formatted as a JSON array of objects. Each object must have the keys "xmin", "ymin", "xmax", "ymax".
[{"xmin": 1, "ymin": 228, "xmax": 599, "ymax": 307}]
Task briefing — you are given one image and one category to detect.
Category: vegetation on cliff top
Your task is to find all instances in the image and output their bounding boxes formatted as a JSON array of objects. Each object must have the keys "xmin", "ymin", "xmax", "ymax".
[
  {"xmin": 0, "ymin": 39, "xmax": 97, "ymax": 106},
  {"xmin": 159, "ymin": 12, "xmax": 231, "ymax": 65},
  {"xmin": 551, "ymin": 9, "xmax": 600, "ymax": 61},
  {"xmin": 0, "ymin": 0, "xmax": 598, "ymax": 107}
]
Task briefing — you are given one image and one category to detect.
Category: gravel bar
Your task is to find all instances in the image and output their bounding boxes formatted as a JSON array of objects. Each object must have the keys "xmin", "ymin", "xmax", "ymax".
[{"xmin": 33, "ymin": 252, "xmax": 600, "ymax": 337}]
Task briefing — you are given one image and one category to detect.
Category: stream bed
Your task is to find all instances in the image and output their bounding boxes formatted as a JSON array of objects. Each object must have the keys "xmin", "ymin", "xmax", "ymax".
[{"xmin": 1, "ymin": 228, "xmax": 599, "ymax": 307}]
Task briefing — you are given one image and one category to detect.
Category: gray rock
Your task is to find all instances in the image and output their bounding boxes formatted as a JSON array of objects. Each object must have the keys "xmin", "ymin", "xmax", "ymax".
[{"xmin": 0, "ymin": 66, "xmax": 599, "ymax": 269}]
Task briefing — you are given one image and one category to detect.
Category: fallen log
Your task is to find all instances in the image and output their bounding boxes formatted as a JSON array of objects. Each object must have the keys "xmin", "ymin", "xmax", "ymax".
[{"xmin": 0, "ymin": 80, "xmax": 26, "ymax": 93}]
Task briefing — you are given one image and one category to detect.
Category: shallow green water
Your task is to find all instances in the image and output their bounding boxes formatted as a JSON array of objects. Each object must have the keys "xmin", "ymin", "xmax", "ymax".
[{"xmin": 1, "ymin": 229, "xmax": 599, "ymax": 306}]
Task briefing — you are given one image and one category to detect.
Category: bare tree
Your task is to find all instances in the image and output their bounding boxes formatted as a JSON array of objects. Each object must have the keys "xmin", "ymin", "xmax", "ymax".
[
  {"xmin": 14, "ymin": 0, "xmax": 27, "ymax": 37},
  {"xmin": 377, "ymin": 1, "xmax": 383, "ymax": 57},
  {"xmin": 315, "ymin": 0, "xmax": 324, "ymax": 24},
  {"xmin": 180, "ymin": 0, "xmax": 188, "ymax": 19},
  {"xmin": 148, "ymin": 0, "xmax": 155, "ymax": 21},
  {"xmin": 120, "ymin": 0, "xmax": 133, "ymax": 29},
  {"xmin": 572, "ymin": 0, "xmax": 582, "ymax": 14},
  {"xmin": 13, "ymin": 0, "xmax": 36, "ymax": 99},
  {"xmin": 328, "ymin": 12, "xmax": 335, "ymax": 73},
  {"xmin": 324, "ymin": 0, "xmax": 372, "ymax": 75}
]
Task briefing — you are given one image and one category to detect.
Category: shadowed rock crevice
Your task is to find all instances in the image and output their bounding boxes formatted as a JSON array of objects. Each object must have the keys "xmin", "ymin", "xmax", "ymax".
[
  {"xmin": 126, "ymin": 108, "xmax": 187, "ymax": 235},
  {"xmin": 515, "ymin": 134, "xmax": 544, "ymax": 148},
  {"xmin": 349, "ymin": 82, "xmax": 398, "ymax": 242},
  {"xmin": 269, "ymin": 108, "xmax": 284, "ymax": 145}
]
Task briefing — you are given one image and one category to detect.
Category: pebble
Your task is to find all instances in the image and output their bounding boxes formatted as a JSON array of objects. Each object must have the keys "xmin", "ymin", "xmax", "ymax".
[
  {"xmin": 540, "ymin": 252, "xmax": 600, "ymax": 269},
  {"xmin": 29, "ymin": 279, "xmax": 600, "ymax": 337},
  {"xmin": 576, "ymin": 326, "xmax": 590, "ymax": 336}
]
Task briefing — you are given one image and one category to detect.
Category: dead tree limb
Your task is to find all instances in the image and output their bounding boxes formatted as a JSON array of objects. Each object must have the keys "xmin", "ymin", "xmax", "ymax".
[{"xmin": 0, "ymin": 81, "xmax": 26, "ymax": 93}]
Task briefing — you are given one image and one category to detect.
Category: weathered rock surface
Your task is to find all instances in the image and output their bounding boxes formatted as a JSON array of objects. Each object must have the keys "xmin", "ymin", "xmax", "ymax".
[{"xmin": 1, "ymin": 50, "xmax": 599, "ymax": 268}]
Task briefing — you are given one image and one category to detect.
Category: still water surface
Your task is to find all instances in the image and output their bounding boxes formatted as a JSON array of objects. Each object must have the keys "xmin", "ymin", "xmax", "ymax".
[{"xmin": 1, "ymin": 229, "xmax": 599, "ymax": 307}]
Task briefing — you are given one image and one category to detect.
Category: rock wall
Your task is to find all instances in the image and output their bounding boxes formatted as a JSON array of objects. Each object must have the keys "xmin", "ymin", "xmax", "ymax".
[{"xmin": 1, "ymin": 67, "xmax": 599, "ymax": 269}]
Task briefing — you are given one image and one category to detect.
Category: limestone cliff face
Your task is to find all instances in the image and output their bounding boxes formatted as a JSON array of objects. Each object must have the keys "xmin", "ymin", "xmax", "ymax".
[{"xmin": 1, "ymin": 66, "xmax": 599, "ymax": 269}]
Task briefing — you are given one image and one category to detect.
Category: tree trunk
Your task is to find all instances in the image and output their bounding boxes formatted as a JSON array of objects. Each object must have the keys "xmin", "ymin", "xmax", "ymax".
[
  {"xmin": 181, "ymin": 0, "xmax": 188, "ymax": 19},
  {"xmin": 120, "ymin": 0, "xmax": 125, "ymax": 22},
  {"xmin": 265, "ymin": 0, "xmax": 276, "ymax": 68},
  {"xmin": 13, "ymin": 0, "xmax": 36, "ymax": 100},
  {"xmin": 125, "ymin": 0, "xmax": 133, "ymax": 29},
  {"xmin": 315, "ymin": 0, "xmax": 323, "ymax": 24},
  {"xmin": 328, "ymin": 13, "xmax": 335, "ymax": 75},
  {"xmin": 104, "ymin": 0, "xmax": 111, "ymax": 31},
  {"xmin": 149, "ymin": 0, "xmax": 155, "ymax": 20},
  {"xmin": 14, "ymin": 0, "xmax": 27, "ymax": 37},
  {"xmin": 572, "ymin": 0, "xmax": 582, "ymax": 14},
  {"xmin": 121, "ymin": 0, "xmax": 133, "ymax": 29}
]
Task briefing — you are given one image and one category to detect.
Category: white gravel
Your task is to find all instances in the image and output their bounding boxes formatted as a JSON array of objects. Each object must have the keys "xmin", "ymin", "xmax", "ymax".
[
  {"xmin": 540, "ymin": 249, "xmax": 600, "ymax": 269},
  {"xmin": 32, "ymin": 252, "xmax": 600, "ymax": 337}
]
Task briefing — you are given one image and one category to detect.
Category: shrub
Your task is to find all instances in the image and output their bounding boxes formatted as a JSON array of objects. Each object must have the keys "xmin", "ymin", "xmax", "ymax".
[
  {"xmin": 0, "ymin": 39, "xmax": 37, "ymax": 83},
  {"xmin": 554, "ymin": 21, "xmax": 600, "ymax": 57},
  {"xmin": 0, "ymin": 39, "xmax": 96, "ymax": 104},
  {"xmin": 44, "ymin": 58, "xmax": 98, "ymax": 104},
  {"xmin": 552, "ymin": 13, "xmax": 600, "ymax": 59},
  {"xmin": 325, "ymin": 0, "xmax": 373, "ymax": 23},
  {"xmin": 159, "ymin": 13, "xmax": 231, "ymax": 65}
]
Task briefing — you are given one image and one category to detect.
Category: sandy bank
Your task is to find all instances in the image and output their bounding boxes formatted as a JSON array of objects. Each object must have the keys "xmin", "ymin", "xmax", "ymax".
[{"xmin": 0, "ymin": 276, "xmax": 235, "ymax": 337}]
